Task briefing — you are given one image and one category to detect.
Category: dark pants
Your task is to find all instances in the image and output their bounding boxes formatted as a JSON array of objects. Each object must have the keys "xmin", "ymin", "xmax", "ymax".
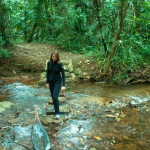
[{"xmin": 49, "ymin": 81, "xmax": 61, "ymax": 114}]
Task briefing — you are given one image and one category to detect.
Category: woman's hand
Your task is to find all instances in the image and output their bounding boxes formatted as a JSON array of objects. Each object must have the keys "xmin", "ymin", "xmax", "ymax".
[
  {"xmin": 61, "ymin": 86, "xmax": 66, "ymax": 92},
  {"xmin": 46, "ymin": 84, "xmax": 49, "ymax": 88}
]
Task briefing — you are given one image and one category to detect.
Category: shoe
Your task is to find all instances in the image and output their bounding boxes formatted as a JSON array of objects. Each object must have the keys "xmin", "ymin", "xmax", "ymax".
[{"xmin": 55, "ymin": 114, "xmax": 60, "ymax": 119}]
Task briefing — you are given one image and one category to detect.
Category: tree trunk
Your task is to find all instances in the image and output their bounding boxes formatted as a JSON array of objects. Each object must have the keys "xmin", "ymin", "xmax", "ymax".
[
  {"xmin": 0, "ymin": 0, "xmax": 9, "ymax": 46},
  {"xmin": 102, "ymin": 0, "xmax": 127, "ymax": 74},
  {"xmin": 23, "ymin": 0, "xmax": 28, "ymax": 41},
  {"xmin": 43, "ymin": 0, "xmax": 53, "ymax": 34},
  {"xmin": 27, "ymin": 23, "xmax": 38, "ymax": 43},
  {"xmin": 94, "ymin": 0, "xmax": 108, "ymax": 55}
]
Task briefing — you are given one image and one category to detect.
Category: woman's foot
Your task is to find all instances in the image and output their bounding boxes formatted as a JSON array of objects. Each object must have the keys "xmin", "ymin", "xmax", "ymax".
[{"xmin": 55, "ymin": 114, "xmax": 60, "ymax": 119}]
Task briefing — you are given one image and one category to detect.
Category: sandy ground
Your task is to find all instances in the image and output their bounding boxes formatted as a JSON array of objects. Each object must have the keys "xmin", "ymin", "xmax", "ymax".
[{"xmin": 0, "ymin": 43, "xmax": 90, "ymax": 77}]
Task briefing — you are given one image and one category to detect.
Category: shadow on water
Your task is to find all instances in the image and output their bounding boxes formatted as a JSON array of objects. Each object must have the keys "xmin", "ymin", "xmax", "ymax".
[{"xmin": 0, "ymin": 79, "xmax": 150, "ymax": 150}]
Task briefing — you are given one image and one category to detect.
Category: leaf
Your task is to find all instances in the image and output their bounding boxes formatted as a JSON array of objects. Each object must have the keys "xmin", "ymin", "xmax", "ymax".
[
  {"xmin": 92, "ymin": 136, "xmax": 102, "ymax": 141},
  {"xmin": 120, "ymin": 113, "xmax": 126, "ymax": 118}
]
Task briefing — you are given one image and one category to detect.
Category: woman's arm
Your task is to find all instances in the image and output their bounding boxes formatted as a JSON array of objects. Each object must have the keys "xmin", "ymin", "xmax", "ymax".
[
  {"xmin": 60, "ymin": 63, "xmax": 66, "ymax": 90},
  {"xmin": 46, "ymin": 61, "xmax": 50, "ymax": 88}
]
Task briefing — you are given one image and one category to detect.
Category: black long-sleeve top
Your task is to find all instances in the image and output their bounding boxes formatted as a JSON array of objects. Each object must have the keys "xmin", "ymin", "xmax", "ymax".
[{"xmin": 46, "ymin": 61, "xmax": 65, "ymax": 86}]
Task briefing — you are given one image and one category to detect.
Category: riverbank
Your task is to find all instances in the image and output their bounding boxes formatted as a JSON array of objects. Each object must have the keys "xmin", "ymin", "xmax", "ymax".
[{"xmin": 0, "ymin": 43, "xmax": 150, "ymax": 84}]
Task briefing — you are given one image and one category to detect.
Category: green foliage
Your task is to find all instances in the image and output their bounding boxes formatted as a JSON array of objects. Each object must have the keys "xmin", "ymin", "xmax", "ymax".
[
  {"xmin": 0, "ymin": 36, "xmax": 5, "ymax": 47},
  {"xmin": 1, "ymin": 0, "xmax": 150, "ymax": 82},
  {"xmin": 110, "ymin": 33, "xmax": 150, "ymax": 83},
  {"xmin": 0, "ymin": 48, "xmax": 9, "ymax": 58}
]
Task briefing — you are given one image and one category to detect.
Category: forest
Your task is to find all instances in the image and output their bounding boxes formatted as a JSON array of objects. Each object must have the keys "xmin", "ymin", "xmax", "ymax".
[
  {"xmin": 0, "ymin": 0, "xmax": 150, "ymax": 83},
  {"xmin": 0, "ymin": 1, "xmax": 150, "ymax": 149}
]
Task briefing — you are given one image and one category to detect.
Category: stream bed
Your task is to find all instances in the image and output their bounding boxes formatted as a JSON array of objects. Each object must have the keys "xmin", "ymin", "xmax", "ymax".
[{"xmin": 0, "ymin": 78, "xmax": 150, "ymax": 150}]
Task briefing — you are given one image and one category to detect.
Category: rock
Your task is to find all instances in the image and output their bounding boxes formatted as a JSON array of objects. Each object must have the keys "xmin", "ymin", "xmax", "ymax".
[
  {"xmin": 60, "ymin": 105, "xmax": 69, "ymax": 112},
  {"xmin": 54, "ymin": 126, "xmax": 61, "ymax": 131},
  {"xmin": 68, "ymin": 60, "xmax": 74, "ymax": 72},
  {"xmin": 42, "ymin": 116, "xmax": 54, "ymax": 124},
  {"xmin": 89, "ymin": 148, "xmax": 97, "ymax": 150},
  {"xmin": 75, "ymin": 68, "xmax": 81, "ymax": 75},
  {"xmin": 59, "ymin": 97, "xmax": 67, "ymax": 103},
  {"xmin": 0, "ymin": 101, "xmax": 13, "ymax": 113},
  {"xmin": 66, "ymin": 142, "xmax": 72, "ymax": 148},
  {"xmin": 45, "ymin": 104, "xmax": 54, "ymax": 112},
  {"xmin": 79, "ymin": 137, "xmax": 84, "ymax": 144},
  {"xmin": 0, "ymin": 80, "xmax": 3, "ymax": 84},
  {"xmin": 39, "ymin": 72, "xmax": 46, "ymax": 83}
]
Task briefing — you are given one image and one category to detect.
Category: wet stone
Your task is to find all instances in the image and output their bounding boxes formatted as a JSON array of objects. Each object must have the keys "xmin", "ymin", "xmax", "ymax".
[
  {"xmin": 66, "ymin": 142, "xmax": 72, "ymax": 148},
  {"xmin": 54, "ymin": 127, "xmax": 60, "ymax": 132},
  {"xmin": 60, "ymin": 105, "xmax": 69, "ymax": 112},
  {"xmin": 45, "ymin": 104, "xmax": 54, "ymax": 111},
  {"xmin": 89, "ymin": 148, "xmax": 97, "ymax": 150},
  {"xmin": 0, "ymin": 101, "xmax": 13, "ymax": 113},
  {"xmin": 42, "ymin": 116, "xmax": 62, "ymax": 124}
]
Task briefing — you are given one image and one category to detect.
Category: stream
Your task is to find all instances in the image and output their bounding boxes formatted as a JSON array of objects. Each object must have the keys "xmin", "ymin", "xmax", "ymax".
[{"xmin": 0, "ymin": 78, "xmax": 150, "ymax": 150}]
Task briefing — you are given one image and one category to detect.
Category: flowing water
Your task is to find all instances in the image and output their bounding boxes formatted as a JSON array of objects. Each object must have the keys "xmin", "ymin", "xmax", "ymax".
[{"xmin": 0, "ymin": 78, "xmax": 150, "ymax": 150}]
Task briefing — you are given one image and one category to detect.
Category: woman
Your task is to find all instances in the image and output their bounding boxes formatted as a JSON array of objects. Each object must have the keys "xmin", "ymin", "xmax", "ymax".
[{"xmin": 46, "ymin": 51, "xmax": 65, "ymax": 118}]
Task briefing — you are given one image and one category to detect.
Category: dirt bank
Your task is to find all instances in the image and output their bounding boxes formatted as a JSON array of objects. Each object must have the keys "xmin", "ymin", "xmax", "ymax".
[
  {"xmin": 0, "ymin": 43, "xmax": 84, "ymax": 75},
  {"xmin": 0, "ymin": 43, "xmax": 150, "ymax": 84}
]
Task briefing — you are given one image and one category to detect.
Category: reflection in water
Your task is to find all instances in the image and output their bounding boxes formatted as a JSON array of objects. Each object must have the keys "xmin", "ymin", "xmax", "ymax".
[{"xmin": 69, "ymin": 82, "xmax": 150, "ymax": 97}]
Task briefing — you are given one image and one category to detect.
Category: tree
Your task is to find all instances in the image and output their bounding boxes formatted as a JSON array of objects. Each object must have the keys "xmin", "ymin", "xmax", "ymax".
[
  {"xmin": 0, "ymin": 0, "xmax": 9, "ymax": 47},
  {"xmin": 93, "ymin": 0, "xmax": 108, "ymax": 55},
  {"xmin": 102, "ymin": 0, "xmax": 128, "ymax": 74}
]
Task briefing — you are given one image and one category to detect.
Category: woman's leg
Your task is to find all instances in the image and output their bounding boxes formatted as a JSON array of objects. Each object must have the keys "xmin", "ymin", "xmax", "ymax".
[
  {"xmin": 49, "ymin": 83, "xmax": 54, "ymax": 104},
  {"xmin": 53, "ymin": 82, "xmax": 61, "ymax": 114}
]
